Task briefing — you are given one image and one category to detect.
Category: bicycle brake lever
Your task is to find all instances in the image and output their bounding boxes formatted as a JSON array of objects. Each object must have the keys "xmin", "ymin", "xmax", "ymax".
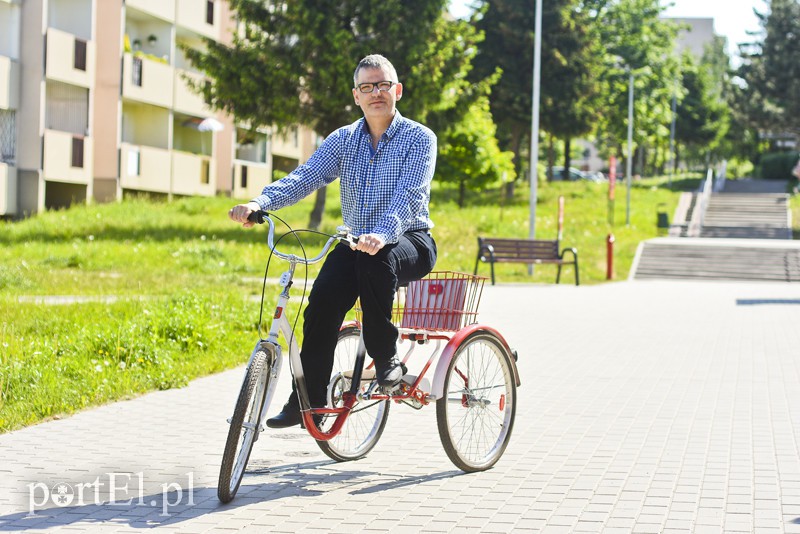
[
  {"xmin": 335, "ymin": 225, "xmax": 359, "ymax": 247},
  {"xmin": 247, "ymin": 210, "xmax": 267, "ymax": 224}
]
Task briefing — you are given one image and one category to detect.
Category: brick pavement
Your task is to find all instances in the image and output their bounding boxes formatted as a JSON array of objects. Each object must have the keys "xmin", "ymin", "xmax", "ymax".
[{"xmin": 1, "ymin": 280, "xmax": 800, "ymax": 533}]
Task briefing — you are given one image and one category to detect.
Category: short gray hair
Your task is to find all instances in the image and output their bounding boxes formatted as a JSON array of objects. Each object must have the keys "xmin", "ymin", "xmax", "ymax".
[{"xmin": 353, "ymin": 54, "xmax": 399, "ymax": 86}]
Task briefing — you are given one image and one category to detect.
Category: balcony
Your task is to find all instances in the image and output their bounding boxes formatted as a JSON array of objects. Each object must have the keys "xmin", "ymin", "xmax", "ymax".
[
  {"xmin": 122, "ymin": 53, "xmax": 174, "ymax": 108},
  {"xmin": 0, "ymin": 55, "xmax": 18, "ymax": 110},
  {"xmin": 176, "ymin": 0, "xmax": 220, "ymax": 40},
  {"xmin": 232, "ymin": 161, "xmax": 270, "ymax": 200},
  {"xmin": 172, "ymin": 151, "xmax": 215, "ymax": 196},
  {"xmin": 42, "ymin": 129, "xmax": 93, "ymax": 185},
  {"xmin": 125, "ymin": 0, "xmax": 175, "ymax": 23},
  {"xmin": 45, "ymin": 28, "xmax": 95, "ymax": 88},
  {"xmin": 174, "ymin": 69, "xmax": 209, "ymax": 117},
  {"xmin": 271, "ymin": 129, "xmax": 302, "ymax": 160},
  {"xmin": 119, "ymin": 142, "xmax": 171, "ymax": 193},
  {"xmin": 0, "ymin": 161, "xmax": 16, "ymax": 215}
]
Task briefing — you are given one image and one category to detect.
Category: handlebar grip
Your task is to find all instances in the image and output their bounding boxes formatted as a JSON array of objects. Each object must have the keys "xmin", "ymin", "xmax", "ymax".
[
  {"xmin": 341, "ymin": 234, "xmax": 359, "ymax": 247},
  {"xmin": 247, "ymin": 210, "xmax": 267, "ymax": 224}
]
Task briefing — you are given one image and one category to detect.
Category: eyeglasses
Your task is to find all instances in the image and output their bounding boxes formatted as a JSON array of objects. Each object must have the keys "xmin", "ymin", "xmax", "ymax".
[{"xmin": 355, "ymin": 81, "xmax": 396, "ymax": 94}]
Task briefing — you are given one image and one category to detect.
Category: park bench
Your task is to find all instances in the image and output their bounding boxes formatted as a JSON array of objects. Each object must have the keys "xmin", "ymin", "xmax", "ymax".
[{"xmin": 473, "ymin": 237, "xmax": 579, "ymax": 286}]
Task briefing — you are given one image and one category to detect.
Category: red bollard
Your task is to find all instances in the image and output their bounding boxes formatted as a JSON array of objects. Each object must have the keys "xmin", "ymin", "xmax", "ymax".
[{"xmin": 606, "ymin": 233, "xmax": 615, "ymax": 280}]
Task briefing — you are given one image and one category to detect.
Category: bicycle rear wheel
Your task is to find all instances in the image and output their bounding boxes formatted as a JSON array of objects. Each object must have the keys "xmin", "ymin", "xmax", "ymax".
[
  {"xmin": 316, "ymin": 326, "xmax": 390, "ymax": 461},
  {"xmin": 436, "ymin": 331, "xmax": 516, "ymax": 472},
  {"xmin": 218, "ymin": 346, "xmax": 273, "ymax": 503}
]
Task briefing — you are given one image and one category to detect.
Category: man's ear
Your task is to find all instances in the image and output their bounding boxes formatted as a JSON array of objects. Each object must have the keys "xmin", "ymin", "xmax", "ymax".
[{"xmin": 395, "ymin": 83, "xmax": 403, "ymax": 100}]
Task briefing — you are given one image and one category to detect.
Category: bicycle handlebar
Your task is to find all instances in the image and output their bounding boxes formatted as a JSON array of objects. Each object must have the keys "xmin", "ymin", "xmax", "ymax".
[{"xmin": 247, "ymin": 210, "xmax": 358, "ymax": 264}]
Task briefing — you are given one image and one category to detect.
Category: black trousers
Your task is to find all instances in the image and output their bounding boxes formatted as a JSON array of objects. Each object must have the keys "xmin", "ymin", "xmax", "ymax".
[{"xmin": 297, "ymin": 229, "xmax": 437, "ymax": 406}]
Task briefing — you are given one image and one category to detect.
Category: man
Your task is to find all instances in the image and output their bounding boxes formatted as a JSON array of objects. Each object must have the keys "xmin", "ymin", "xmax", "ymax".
[{"xmin": 228, "ymin": 54, "xmax": 437, "ymax": 428}]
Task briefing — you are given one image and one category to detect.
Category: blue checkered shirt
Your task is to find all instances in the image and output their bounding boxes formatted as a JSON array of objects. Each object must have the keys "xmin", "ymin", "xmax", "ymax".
[{"xmin": 251, "ymin": 111, "xmax": 436, "ymax": 244}]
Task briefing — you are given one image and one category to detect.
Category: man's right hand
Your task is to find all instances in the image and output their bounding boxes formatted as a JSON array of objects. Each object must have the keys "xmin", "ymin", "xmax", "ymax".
[{"xmin": 228, "ymin": 202, "xmax": 262, "ymax": 228}]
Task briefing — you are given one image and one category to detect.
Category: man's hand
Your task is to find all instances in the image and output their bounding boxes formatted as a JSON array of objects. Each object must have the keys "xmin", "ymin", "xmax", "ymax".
[
  {"xmin": 354, "ymin": 233, "xmax": 386, "ymax": 255},
  {"xmin": 228, "ymin": 202, "xmax": 262, "ymax": 228}
]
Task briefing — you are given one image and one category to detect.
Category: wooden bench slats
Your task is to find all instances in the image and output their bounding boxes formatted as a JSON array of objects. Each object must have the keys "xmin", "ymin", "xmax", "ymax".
[{"xmin": 474, "ymin": 237, "xmax": 579, "ymax": 285}]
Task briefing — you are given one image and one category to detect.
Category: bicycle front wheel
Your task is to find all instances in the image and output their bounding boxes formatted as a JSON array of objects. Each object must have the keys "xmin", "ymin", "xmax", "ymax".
[
  {"xmin": 436, "ymin": 331, "xmax": 517, "ymax": 472},
  {"xmin": 316, "ymin": 326, "xmax": 390, "ymax": 462},
  {"xmin": 218, "ymin": 346, "xmax": 273, "ymax": 503}
]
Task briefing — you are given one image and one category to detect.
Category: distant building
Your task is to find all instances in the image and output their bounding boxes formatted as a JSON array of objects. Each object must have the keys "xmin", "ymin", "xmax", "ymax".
[
  {"xmin": 664, "ymin": 17, "xmax": 716, "ymax": 59},
  {"xmin": 0, "ymin": 0, "xmax": 316, "ymax": 218}
]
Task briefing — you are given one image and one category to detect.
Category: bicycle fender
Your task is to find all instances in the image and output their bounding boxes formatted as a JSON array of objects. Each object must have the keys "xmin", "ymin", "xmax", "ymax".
[{"xmin": 430, "ymin": 324, "xmax": 521, "ymax": 399}]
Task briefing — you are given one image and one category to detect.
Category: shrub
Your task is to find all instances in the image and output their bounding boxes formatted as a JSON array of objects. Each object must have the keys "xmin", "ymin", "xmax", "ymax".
[{"xmin": 758, "ymin": 151, "xmax": 799, "ymax": 180}]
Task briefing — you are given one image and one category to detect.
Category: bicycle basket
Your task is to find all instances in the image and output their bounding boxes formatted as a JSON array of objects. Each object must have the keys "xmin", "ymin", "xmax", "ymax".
[{"xmin": 393, "ymin": 271, "xmax": 486, "ymax": 332}]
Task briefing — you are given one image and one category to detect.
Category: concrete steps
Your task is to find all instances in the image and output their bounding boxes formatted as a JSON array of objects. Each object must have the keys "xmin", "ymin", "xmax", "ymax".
[
  {"xmin": 700, "ymin": 193, "xmax": 791, "ymax": 239},
  {"xmin": 630, "ymin": 180, "xmax": 797, "ymax": 282},
  {"xmin": 632, "ymin": 238, "xmax": 800, "ymax": 282}
]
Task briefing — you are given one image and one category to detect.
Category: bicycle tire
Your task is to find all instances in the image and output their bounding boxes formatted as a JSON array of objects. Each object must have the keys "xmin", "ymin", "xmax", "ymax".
[
  {"xmin": 316, "ymin": 326, "xmax": 390, "ymax": 461},
  {"xmin": 436, "ymin": 331, "xmax": 517, "ymax": 472},
  {"xmin": 218, "ymin": 347, "xmax": 272, "ymax": 503}
]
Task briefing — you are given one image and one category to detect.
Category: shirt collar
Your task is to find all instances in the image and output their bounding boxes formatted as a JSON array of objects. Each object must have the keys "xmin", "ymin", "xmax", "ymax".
[{"xmin": 359, "ymin": 110, "xmax": 404, "ymax": 141}]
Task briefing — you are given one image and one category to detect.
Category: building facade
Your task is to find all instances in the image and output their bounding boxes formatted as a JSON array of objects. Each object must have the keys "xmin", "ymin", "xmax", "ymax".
[{"xmin": 0, "ymin": 0, "xmax": 315, "ymax": 217}]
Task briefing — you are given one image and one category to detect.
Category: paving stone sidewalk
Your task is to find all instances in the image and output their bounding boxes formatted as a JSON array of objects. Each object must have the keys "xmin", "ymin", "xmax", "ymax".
[{"xmin": 2, "ymin": 280, "xmax": 800, "ymax": 533}]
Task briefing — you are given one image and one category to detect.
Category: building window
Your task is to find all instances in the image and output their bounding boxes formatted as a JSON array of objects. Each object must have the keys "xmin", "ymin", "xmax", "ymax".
[
  {"xmin": 0, "ymin": 110, "xmax": 16, "ymax": 165},
  {"xmin": 206, "ymin": 1, "xmax": 214, "ymax": 25},
  {"xmin": 132, "ymin": 56, "xmax": 143, "ymax": 87},
  {"xmin": 201, "ymin": 159, "xmax": 210, "ymax": 184},
  {"xmin": 74, "ymin": 39, "xmax": 87, "ymax": 71},
  {"xmin": 71, "ymin": 137, "xmax": 85, "ymax": 168},
  {"xmin": 240, "ymin": 165, "xmax": 248, "ymax": 188}
]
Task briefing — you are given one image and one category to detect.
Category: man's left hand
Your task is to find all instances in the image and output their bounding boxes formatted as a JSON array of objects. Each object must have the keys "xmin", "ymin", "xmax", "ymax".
[{"xmin": 354, "ymin": 233, "xmax": 386, "ymax": 255}]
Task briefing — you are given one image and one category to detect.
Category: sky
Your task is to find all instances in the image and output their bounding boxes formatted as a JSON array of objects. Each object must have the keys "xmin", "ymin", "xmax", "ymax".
[{"xmin": 448, "ymin": 0, "xmax": 766, "ymax": 60}]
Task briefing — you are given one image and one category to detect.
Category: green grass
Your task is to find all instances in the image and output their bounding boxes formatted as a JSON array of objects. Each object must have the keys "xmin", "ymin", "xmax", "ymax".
[{"xmin": 0, "ymin": 175, "xmax": 699, "ymax": 432}]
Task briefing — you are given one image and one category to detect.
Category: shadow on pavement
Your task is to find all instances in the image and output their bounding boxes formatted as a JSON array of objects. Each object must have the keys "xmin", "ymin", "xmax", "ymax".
[{"xmin": 0, "ymin": 460, "xmax": 464, "ymax": 530}]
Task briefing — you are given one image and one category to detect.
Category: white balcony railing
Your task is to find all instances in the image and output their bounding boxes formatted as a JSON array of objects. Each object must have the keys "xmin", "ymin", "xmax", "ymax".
[
  {"xmin": 122, "ymin": 53, "xmax": 174, "ymax": 108},
  {"xmin": 119, "ymin": 143, "xmax": 171, "ymax": 193},
  {"xmin": 0, "ymin": 55, "xmax": 19, "ymax": 110},
  {"xmin": 42, "ymin": 129, "xmax": 93, "ymax": 184},
  {"xmin": 271, "ymin": 130, "xmax": 302, "ymax": 160},
  {"xmin": 172, "ymin": 151, "xmax": 215, "ymax": 196},
  {"xmin": 174, "ymin": 69, "xmax": 209, "ymax": 117},
  {"xmin": 176, "ymin": 0, "xmax": 220, "ymax": 40},
  {"xmin": 125, "ymin": 0, "xmax": 176, "ymax": 22},
  {"xmin": 232, "ymin": 160, "xmax": 270, "ymax": 200},
  {"xmin": 45, "ymin": 28, "xmax": 95, "ymax": 88},
  {"xmin": 0, "ymin": 161, "xmax": 16, "ymax": 215}
]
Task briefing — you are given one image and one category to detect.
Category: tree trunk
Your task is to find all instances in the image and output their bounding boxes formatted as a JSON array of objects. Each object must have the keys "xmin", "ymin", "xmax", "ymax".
[
  {"xmin": 459, "ymin": 179, "xmax": 465, "ymax": 208},
  {"xmin": 308, "ymin": 186, "xmax": 327, "ymax": 230},
  {"xmin": 507, "ymin": 124, "xmax": 525, "ymax": 201},
  {"xmin": 563, "ymin": 137, "xmax": 572, "ymax": 179},
  {"xmin": 547, "ymin": 134, "xmax": 555, "ymax": 181}
]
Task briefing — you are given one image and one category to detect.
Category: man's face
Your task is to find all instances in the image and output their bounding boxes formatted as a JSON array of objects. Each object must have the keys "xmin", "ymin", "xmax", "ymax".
[{"xmin": 352, "ymin": 67, "xmax": 403, "ymax": 123}]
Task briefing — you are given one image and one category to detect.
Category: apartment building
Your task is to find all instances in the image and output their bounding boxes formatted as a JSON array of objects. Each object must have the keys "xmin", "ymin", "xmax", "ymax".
[
  {"xmin": 0, "ymin": 0, "xmax": 20, "ymax": 215},
  {"xmin": 0, "ymin": 0, "xmax": 314, "ymax": 217}
]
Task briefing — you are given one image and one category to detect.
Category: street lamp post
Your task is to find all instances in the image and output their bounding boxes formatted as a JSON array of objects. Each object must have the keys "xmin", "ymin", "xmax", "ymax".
[
  {"xmin": 529, "ymin": 0, "xmax": 542, "ymax": 243},
  {"xmin": 668, "ymin": 91, "xmax": 677, "ymax": 190},
  {"xmin": 625, "ymin": 70, "xmax": 633, "ymax": 226}
]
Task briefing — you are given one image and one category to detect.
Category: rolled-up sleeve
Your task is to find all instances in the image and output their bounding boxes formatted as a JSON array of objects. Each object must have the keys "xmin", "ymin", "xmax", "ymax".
[{"xmin": 251, "ymin": 131, "xmax": 342, "ymax": 211}]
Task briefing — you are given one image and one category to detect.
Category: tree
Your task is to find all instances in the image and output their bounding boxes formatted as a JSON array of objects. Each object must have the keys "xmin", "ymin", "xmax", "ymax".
[
  {"xmin": 185, "ymin": 0, "xmax": 492, "ymax": 228},
  {"xmin": 737, "ymin": 0, "xmax": 800, "ymax": 138},
  {"xmin": 674, "ymin": 52, "xmax": 729, "ymax": 167},
  {"xmin": 470, "ymin": 0, "xmax": 602, "ymax": 185},
  {"xmin": 589, "ymin": 0, "xmax": 681, "ymax": 174},
  {"xmin": 437, "ymin": 97, "xmax": 516, "ymax": 207}
]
